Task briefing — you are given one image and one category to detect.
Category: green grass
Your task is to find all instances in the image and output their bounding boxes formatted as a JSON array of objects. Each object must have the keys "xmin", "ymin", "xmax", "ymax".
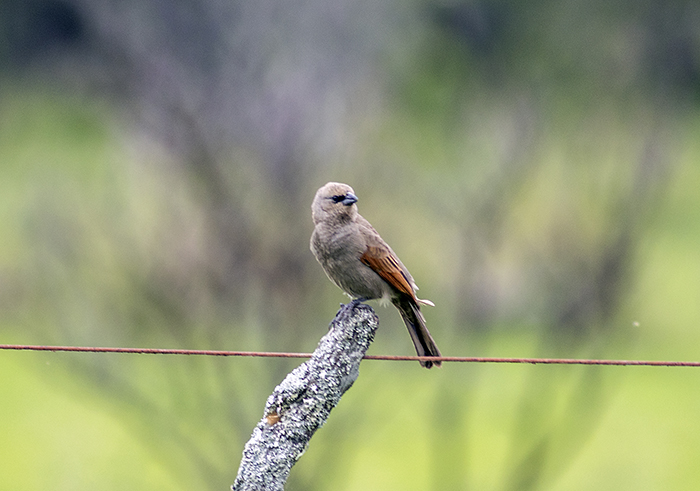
[
  {"xmin": 0, "ymin": 349, "xmax": 184, "ymax": 491},
  {"xmin": 2, "ymin": 84, "xmax": 700, "ymax": 490}
]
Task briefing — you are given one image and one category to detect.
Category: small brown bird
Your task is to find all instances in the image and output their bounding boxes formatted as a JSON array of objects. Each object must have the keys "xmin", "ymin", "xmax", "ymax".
[{"xmin": 310, "ymin": 182, "xmax": 441, "ymax": 368}]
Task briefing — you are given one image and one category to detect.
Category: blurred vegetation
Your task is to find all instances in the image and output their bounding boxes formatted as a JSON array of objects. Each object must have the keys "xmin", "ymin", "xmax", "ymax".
[{"xmin": 1, "ymin": 0, "xmax": 700, "ymax": 490}]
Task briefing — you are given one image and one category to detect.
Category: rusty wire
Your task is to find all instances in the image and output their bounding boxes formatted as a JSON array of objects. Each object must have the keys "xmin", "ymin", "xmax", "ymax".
[{"xmin": 1, "ymin": 344, "xmax": 699, "ymax": 367}]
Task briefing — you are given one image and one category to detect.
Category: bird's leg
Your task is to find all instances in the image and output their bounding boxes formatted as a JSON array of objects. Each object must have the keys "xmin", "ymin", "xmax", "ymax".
[{"xmin": 336, "ymin": 297, "xmax": 369, "ymax": 317}]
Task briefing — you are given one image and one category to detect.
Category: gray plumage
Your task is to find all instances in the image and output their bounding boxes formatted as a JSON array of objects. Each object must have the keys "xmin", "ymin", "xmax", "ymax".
[{"xmin": 310, "ymin": 182, "xmax": 441, "ymax": 368}]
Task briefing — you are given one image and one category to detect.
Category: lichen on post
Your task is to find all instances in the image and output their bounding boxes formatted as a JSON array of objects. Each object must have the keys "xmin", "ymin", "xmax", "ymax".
[{"xmin": 232, "ymin": 301, "xmax": 379, "ymax": 491}]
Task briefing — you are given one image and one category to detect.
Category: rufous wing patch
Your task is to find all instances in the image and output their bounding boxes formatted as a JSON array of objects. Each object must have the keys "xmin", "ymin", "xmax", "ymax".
[{"xmin": 360, "ymin": 245, "xmax": 417, "ymax": 300}]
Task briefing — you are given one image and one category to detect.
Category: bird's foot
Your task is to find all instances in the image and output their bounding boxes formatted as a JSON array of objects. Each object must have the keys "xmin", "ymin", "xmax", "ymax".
[{"xmin": 336, "ymin": 297, "xmax": 369, "ymax": 316}]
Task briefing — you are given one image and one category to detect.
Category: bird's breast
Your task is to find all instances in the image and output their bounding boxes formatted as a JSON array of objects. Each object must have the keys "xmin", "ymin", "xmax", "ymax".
[{"xmin": 311, "ymin": 224, "xmax": 389, "ymax": 300}]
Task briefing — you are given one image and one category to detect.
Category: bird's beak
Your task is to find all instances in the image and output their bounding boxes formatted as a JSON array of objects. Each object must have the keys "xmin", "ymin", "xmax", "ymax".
[{"xmin": 342, "ymin": 193, "xmax": 358, "ymax": 206}]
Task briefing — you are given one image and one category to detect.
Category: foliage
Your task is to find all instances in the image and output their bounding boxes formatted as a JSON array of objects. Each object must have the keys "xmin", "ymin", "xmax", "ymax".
[{"xmin": 1, "ymin": 1, "xmax": 700, "ymax": 490}]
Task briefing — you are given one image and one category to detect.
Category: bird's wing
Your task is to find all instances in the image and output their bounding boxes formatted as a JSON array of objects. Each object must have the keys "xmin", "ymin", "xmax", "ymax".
[{"xmin": 360, "ymin": 245, "xmax": 417, "ymax": 300}]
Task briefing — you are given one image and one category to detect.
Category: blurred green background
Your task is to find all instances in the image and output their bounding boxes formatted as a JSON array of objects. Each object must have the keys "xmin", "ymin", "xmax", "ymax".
[{"xmin": 1, "ymin": 0, "xmax": 700, "ymax": 489}]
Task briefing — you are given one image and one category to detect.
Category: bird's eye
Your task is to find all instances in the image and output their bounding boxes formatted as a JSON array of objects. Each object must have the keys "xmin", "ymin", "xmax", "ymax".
[{"xmin": 330, "ymin": 195, "xmax": 346, "ymax": 203}]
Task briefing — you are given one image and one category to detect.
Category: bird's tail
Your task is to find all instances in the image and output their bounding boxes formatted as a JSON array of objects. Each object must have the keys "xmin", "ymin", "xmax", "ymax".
[{"xmin": 393, "ymin": 296, "xmax": 442, "ymax": 369}]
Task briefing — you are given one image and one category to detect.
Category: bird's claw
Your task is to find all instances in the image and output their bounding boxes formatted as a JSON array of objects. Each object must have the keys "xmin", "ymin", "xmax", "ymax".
[{"xmin": 335, "ymin": 298, "xmax": 368, "ymax": 317}]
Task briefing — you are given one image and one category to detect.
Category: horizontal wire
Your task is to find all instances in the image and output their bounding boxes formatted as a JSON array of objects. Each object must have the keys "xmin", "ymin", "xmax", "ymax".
[{"xmin": 0, "ymin": 344, "xmax": 698, "ymax": 367}]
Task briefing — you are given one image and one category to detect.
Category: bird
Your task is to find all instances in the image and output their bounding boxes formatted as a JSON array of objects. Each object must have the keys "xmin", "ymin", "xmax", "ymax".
[{"xmin": 310, "ymin": 182, "xmax": 442, "ymax": 368}]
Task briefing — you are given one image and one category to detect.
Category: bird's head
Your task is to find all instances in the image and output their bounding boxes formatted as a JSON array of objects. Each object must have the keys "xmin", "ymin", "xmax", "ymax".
[{"xmin": 311, "ymin": 182, "xmax": 359, "ymax": 224}]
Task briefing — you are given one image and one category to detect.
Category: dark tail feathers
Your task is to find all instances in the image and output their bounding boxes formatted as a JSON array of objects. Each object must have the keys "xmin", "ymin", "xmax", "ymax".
[{"xmin": 393, "ymin": 296, "xmax": 442, "ymax": 368}]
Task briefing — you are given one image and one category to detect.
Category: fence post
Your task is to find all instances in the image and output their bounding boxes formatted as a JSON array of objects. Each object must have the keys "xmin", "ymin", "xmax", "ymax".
[{"xmin": 232, "ymin": 301, "xmax": 379, "ymax": 491}]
